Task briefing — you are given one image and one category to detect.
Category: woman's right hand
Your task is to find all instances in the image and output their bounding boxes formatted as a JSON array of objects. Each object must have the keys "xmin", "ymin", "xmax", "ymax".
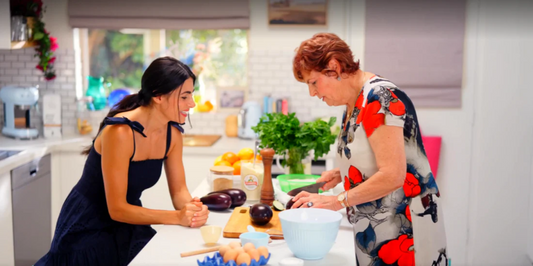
[
  {"xmin": 316, "ymin": 168, "xmax": 342, "ymax": 191},
  {"xmin": 177, "ymin": 199, "xmax": 209, "ymax": 227}
]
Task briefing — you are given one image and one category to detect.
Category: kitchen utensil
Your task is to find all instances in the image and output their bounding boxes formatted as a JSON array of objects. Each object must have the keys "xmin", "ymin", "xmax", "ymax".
[
  {"xmin": 260, "ymin": 148, "xmax": 275, "ymax": 206},
  {"xmin": 200, "ymin": 225, "xmax": 221, "ymax": 245},
  {"xmin": 223, "ymin": 207, "xmax": 282, "ymax": 238},
  {"xmin": 286, "ymin": 182, "xmax": 327, "ymax": 196},
  {"xmin": 265, "ymin": 228, "xmax": 284, "ymax": 240},
  {"xmin": 0, "ymin": 86, "xmax": 40, "ymax": 139},
  {"xmin": 237, "ymin": 101, "xmax": 262, "ymax": 139},
  {"xmin": 239, "ymin": 232, "xmax": 269, "ymax": 248},
  {"xmin": 279, "ymin": 208, "xmax": 342, "ymax": 260},
  {"xmin": 277, "ymin": 174, "xmax": 321, "ymax": 194},
  {"xmin": 180, "ymin": 246, "xmax": 221, "ymax": 258}
]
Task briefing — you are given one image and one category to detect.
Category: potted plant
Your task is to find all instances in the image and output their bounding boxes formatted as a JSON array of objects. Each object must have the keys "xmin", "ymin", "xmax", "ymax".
[
  {"xmin": 252, "ymin": 113, "xmax": 337, "ymax": 174},
  {"xmin": 10, "ymin": 0, "xmax": 57, "ymax": 80}
]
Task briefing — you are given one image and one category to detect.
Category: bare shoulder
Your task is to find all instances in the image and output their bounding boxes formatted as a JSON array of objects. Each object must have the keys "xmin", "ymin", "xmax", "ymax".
[
  {"xmin": 97, "ymin": 124, "xmax": 135, "ymax": 154},
  {"xmin": 167, "ymin": 124, "xmax": 183, "ymax": 155}
]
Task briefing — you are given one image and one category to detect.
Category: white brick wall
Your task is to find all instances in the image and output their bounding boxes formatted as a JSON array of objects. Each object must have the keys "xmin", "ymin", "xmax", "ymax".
[
  {"xmin": 0, "ymin": 48, "xmax": 77, "ymax": 136},
  {"xmin": 186, "ymin": 49, "xmax": 343, "ymax": 135},
  {"xmin": 0, "ymin": 48, "xmax": 342, "ymax": 137}
]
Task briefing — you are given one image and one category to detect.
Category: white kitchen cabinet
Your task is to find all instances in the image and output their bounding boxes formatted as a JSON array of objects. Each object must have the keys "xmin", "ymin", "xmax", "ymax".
[
  {"xmin": 0, "ymin": 0, "xmax": 11, "ymax": 49},
  {"xmin": 0, "ymin": 171, "xmax": 15, "ymax": 266}
]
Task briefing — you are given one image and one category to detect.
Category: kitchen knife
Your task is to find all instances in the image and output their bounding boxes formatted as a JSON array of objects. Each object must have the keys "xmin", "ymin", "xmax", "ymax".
[{"xmin": 287, "ymin": 182, "xmax": 327, "ymax": 196}]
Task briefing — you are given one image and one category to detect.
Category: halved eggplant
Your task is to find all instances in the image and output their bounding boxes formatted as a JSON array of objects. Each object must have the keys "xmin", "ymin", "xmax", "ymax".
[
  {"xmin": 200, "ymin": 193, "xmax": 232, "ymax": 211},
  {"xmin": 208, "ymin": 188, "xmax": 247, "ymax": 208}
]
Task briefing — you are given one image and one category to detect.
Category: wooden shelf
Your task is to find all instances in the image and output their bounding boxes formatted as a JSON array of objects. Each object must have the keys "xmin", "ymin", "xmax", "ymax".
[{"xmin": 11, "ymin": 40, "xmax": 36, "ymax": 49}]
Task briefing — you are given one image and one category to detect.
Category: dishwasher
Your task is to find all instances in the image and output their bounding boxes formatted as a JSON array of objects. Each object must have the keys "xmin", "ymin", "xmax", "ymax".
[{"xmin": 11, "ymin": 154, "xmax": 51, "ymax": 266}]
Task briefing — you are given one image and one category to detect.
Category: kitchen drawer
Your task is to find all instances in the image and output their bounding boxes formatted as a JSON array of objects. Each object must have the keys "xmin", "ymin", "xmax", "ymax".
[{"xmin": 11, "ymin": 154, "xmax": 51, "ymax": 190}]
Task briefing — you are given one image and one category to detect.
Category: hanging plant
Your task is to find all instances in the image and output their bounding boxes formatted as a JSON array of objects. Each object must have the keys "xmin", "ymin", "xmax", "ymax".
[{"xmin": 11, "ymin": 0, "xmax": 57, "ymax": 80}]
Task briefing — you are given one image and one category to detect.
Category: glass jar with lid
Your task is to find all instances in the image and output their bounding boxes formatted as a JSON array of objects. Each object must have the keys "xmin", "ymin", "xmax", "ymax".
[{"xmin": 209, "ymin": 165, "xmax": 235, "ymax": 192}]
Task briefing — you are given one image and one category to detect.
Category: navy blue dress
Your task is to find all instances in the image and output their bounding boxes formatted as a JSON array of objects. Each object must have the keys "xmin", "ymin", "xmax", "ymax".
[{"xmin": 36, "ymin": 117, "xmax": 184, "ymax": 266}]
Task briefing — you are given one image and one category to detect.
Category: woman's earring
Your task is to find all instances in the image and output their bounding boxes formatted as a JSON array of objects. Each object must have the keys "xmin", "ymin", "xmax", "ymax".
[{"xmin": 337, "ymin": 76, "xmax": 341, "ymax": 81}]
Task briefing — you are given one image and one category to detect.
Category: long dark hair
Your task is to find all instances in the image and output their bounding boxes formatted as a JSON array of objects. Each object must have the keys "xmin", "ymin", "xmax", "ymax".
[{"xmin": 81, "ymin": 56, "xmax": 196, "ymax": 155}]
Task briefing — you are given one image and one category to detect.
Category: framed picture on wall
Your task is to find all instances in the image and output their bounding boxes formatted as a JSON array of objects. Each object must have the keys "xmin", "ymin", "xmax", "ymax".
[
  {"xmin": 216, "ymin": 87, "xmax": 247, "ymax": 112},
  {"xmin": 268, "ymin": 0, "xmax": 328, "ymax": 26}
]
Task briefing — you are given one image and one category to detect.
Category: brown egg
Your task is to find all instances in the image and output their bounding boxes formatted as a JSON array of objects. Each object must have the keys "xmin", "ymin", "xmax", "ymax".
[
  {"xmin": 233, "ymin": 247, "xmax": 245, "ymax": 255},
  {"xmin": 218, "ymin": 245, "xmax": 231, "ymax": 257},
  {"xmin": 228, "ymin": 241, "xmax": 241, "ymax": 249},
  {"xmin": 247, "ymin": 249, "xmax": 260, "ymax": 262},
  {"xmin": 257, "ymin": 246, "xmax": 269, "ymax": 259},
  {"xmin": 243, "ymin": 242, "xmax": 256, "ymax": 253},
  {"xmin": 236, "ymin": 252, "xmax": 252, "ymax": 266},
  {"xmin": 223, "ymin": 249, "xmax": 238, "ymax": 263}
]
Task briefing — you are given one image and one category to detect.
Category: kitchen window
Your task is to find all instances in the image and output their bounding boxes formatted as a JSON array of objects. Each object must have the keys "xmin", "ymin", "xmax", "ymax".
[{"xmin": 76, "ymin": 28, "xmax": 248, "ymax": 112}]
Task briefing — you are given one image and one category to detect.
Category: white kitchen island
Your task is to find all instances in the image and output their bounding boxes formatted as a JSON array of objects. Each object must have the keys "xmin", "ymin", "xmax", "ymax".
[{"xmin": 130, "ymin": 179, "xmax": 356, "ymax": 266}]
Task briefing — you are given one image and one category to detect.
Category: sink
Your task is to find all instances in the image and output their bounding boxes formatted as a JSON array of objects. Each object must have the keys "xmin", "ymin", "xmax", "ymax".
[
  {"xmin": 0, "ymin": 150, "xmax": 22, "ymax": 161},
  {"xmin": 182, "ymin": 135, "xmax": 222, "ymax": 147}
]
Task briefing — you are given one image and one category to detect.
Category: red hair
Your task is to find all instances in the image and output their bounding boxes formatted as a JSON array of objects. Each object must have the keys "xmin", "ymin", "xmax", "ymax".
[{"xmin": 293, "ymin": 33, "xmax": 360, "ymax": 82}]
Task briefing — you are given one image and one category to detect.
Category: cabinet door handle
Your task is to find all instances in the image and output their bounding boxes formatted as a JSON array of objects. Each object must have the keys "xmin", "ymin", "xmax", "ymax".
[{"xmin": 30, "ymin": 168, "xmax": 38, "ymax": 176}]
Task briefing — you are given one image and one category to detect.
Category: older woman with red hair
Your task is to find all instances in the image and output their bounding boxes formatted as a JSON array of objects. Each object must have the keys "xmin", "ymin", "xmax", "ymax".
[{"xmin": 290, "ymin": 33, "xmax": 448, "ymax": 266}]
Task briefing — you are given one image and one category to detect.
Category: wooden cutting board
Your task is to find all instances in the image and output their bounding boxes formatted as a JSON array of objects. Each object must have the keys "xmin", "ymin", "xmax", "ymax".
[
  {"xmin": 223, "ymin": 207, "xmax": 283, "ymax": 238},
  {"xmin": 182, "ymin": 134, "xmax": 221, "ymax": 147}
]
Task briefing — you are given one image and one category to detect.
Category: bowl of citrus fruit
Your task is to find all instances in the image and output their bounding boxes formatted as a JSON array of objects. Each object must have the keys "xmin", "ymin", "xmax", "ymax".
[{"xmin": 213, "ymin": 148, "xmax": 262, "ymax": 176}]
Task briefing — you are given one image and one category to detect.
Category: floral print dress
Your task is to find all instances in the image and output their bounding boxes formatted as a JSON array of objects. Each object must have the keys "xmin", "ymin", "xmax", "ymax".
[{"xmin": 338, "ymin": 75, "xmax": 447, "ymax": 266}]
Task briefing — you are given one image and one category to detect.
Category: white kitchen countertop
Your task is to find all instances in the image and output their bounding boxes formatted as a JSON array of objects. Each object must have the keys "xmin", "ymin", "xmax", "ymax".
[
  {"xmin": 130, "ymin": 179, "xmax": 356, "ymax": 266},
  {"xmin": 0, "ymin": 135, "xmax": 92, "ymax": 175}
]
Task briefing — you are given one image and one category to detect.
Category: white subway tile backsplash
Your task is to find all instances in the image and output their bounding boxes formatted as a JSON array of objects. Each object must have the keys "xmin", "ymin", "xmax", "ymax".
[
  {"xmin": 0, "ymin": 48, "xmax": 77, "ymax": 136},
  {"xmin": 5, "ymin": 55, "xmax": 18, "ymax": 61},
  {"xmin": 5, "ymin": 69, "xmax": 18, "ymax": 75}
]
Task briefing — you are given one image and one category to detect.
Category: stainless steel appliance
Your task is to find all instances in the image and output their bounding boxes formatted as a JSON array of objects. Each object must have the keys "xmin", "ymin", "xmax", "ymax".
[
  {"xmin": 11, "ymin": 154, "xmax": 51, "ymax": 266},
  {"xmin": 0, "ymin": 86, "xmax": 40, "ymax": 139}
]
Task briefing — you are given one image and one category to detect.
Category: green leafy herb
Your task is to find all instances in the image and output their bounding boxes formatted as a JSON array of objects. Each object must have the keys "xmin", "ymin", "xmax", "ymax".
[{"xmin": 252, "ymin": 113, "xmax": 337, "ymax": 174}]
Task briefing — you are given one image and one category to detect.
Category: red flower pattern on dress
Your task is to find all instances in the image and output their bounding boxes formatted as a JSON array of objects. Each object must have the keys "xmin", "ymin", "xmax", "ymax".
[
  {"xmin": 362, "ymin": 101, "xmax": 385, "ymax": 137},
  {"xmin": 403, "ymin": 173, "xmax": 421, "ymax": 198},
  {"xmin": 388, "ymin": 89, "xmax": 406, "ymax": 116},
  {"xmin": 378, "ymin": 235, "xmax": 415, "ymax": 266},
  {"xmin": 344, "ymin": 165, "xmax": 363, "ymax": 191}
]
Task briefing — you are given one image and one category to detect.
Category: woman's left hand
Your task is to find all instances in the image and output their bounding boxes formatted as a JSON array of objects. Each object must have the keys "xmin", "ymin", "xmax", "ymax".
[{"xmin": 291, "ymin": 191, "xmax": 343, "ymax": 211}]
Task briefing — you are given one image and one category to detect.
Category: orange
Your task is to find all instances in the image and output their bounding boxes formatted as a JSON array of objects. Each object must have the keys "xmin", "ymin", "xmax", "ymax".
[
  {"xmin": 215, "ymin": 160, "xmax": 232, "ymax": 167},
  {"xmin": 256, "ymin": 154, "xmax": 262, "ymax": 161},
  {"xmin": 213, "ymin": 155, "xmax": 223, "ymax": 165},
  {"xmin": 237, "ymin": 148, "xmax": 254, "ymax": 160},
  {"xmin": 232, "ymin": 160, "xmax": 242, "ymax": 175},
  {"xmin": 222, "ymin": 152, "xmax": 239, "ymax": 165}
]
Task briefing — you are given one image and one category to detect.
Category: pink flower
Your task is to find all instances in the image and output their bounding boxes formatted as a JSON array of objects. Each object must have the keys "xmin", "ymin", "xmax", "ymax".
[
  {"xmin": 48, "ymin": 57, "xmax": 56, "ymax": 64},
  {"xmin": 50, "ymin": 37, "xmax": 57, "ymax": 45},
  {"xmin": 50, "ymin": 43, "xmax": 59, "ymax": 51},
  {"xmin": 36, "ymin": 65, "xmax": 43, "ymax": 71}
]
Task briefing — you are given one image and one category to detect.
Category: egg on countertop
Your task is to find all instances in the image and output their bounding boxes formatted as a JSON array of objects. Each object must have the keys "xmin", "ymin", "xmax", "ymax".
[
  {"xmin": 257, "ymin": 246, "xmax": 269, "ymax": 259},
  {"xmin": 218, "ymin": 245, "xmax": 231, "ymax": 257},
  {"xmin": 247, "ymin": 249, "xmax": 260, "ymax": 262},
  {"xmin": 236, "ymin": 252, "xmax": 252, "ymax": 265},
  {"xmin": 243, "ymin": 242, "xmax": 255, "ymax": 253},
  {"xmin": 233, "ymin": 247, "xmax": 245, "ymax": 255},
  {"xmin": 229, "ymin": 241, "xmax": 241, "ymax": 249},
  {"xmin": 223, "ymin": 249, "xmax": 239, "ymax": 263}
]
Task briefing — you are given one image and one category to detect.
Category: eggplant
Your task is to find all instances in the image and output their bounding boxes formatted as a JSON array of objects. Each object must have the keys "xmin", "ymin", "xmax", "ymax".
[
  {"xmin": 249, "ymin": 203, "xmax": 273, "ymax": 225},
  {"xmin": 200, "ymin": 193, "xmax": 232, "ymax": 211},
  {"xmin": 286, "ymin": 198, "xmax": 297, "ymax": 209},
  {"xmin": 208, "ymin": 189, "xmax": 247, "ymax": 208}
]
